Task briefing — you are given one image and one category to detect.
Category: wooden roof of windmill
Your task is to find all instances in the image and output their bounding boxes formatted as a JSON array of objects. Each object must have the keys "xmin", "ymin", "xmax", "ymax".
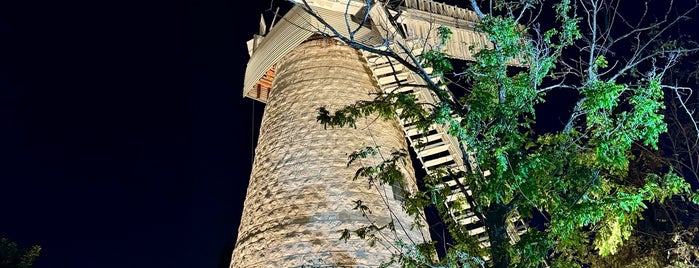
[{"xmin": 243, "ymin": 0, "xmax": 493, "ymax": 103}]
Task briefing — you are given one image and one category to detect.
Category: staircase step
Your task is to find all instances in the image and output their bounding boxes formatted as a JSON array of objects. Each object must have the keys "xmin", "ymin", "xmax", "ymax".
[
  {"xmin": 425, "ymin": 163, "xmax": 462, "ymax": 178},
  {"xmin": 443, "ymin": 177, "xmax": 470, "ymax": 188},
  {"xmin": 377, "ymin": 72, "xmax": 410, "ymax": 85},
  {"xmin": 395, "ymin": 85, "xmax": 417, "ymax": 93},
  {"xmin": 364, "ymin": 54, "xmax": 394, "ymax": 66},
  {"xmin": 413, "ymin": 132, "xmax": 443, "ymax": 145},
  {"xmin": 456, "ymin": 213, "xmax": 481, "ymax": 225},
  {"xmin": 404, "ymin": 124, "xmax": 435, "ymax": 137},
  {"xmin": 415, "ymin": 143, "xmax": 450, "ymax": 158},
  {"xmin": 382, "ymin": 84, "xmax": 416, "ymax": 94},
  {"xmin": 424, "ymin": 155, "xmax": 454, "ymax": 168},
  {"xmin": 468, "ymin": 226, "xmax": 487, "ymax": 236},
  {"xmin": 373, "ymin": 63, "xmax": 405, "ymax": 76},
  {"xmin": 445, "ymin": 191, "xmax": 465, "ymax": 202}
]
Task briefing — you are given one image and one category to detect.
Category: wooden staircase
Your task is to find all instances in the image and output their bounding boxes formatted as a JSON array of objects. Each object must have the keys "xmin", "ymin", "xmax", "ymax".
[{"xmin": 361, "ymin": 50, "xmax": 529, "ymax": 258}]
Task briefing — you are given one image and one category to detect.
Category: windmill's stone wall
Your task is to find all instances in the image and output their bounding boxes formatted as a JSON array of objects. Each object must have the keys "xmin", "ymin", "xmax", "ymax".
[{"xmin": 231, "ymin": 38, "xmax": 430, "ymax": 267}]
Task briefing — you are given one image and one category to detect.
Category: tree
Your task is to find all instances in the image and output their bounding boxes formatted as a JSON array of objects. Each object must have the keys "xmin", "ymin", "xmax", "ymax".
[
  {"xmin": 278, "ymin": 0, "xmax": 699, "ymax": 267},
  {"xmin": 584, "ymin": 43, "xmax": 699, "ymax": 267},
  {"xmin": 0, "ymin": 237, "xmax": 41, "ymax": 268}
]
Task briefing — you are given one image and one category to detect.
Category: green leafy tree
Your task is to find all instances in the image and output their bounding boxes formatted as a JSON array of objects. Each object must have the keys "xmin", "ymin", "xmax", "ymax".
[
  {"xmin": 0, "ymin": 237, "xmax": 41, "ymax": 268},
  {"xmin": 284, "ymin": 0, "xmax": 699, "ymax": 267},
  {"xmin": 584, "ymin": 41, "xmax": 699, "ymax": 267}
]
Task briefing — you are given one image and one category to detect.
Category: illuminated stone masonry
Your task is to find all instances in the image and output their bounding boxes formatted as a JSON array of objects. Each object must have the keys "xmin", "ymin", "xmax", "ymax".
[{"xmin": 231, "ymin": 37, "xmax": 428, "ymax": 267}]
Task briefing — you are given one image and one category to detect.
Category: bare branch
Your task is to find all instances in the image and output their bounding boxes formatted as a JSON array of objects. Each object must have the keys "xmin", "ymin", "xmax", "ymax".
[{"xmin": 663, "ymin": 84, "xmax": 699, "ymax": 146}]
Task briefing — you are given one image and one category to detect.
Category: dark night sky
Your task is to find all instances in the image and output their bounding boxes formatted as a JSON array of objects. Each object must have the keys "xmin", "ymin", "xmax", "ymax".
[
  {"xmin": 1, "ymin": 0, "xmax": 697, "ymax": 268},
  {"xmin": 0, "ymin": 0, "xmax": 276, "ymax": 267}
]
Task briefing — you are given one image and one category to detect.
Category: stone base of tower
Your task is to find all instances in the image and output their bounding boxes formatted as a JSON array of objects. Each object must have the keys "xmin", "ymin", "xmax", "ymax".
[{"xmin": 230, "ymin": 38, "xmax": 430, "ymax": 267}]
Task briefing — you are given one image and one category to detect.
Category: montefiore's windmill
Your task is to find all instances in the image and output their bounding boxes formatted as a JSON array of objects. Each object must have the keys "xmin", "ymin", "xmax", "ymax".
[{"xmin": 231, "ymin": 0, "xmax": 526, "ymax": 267}]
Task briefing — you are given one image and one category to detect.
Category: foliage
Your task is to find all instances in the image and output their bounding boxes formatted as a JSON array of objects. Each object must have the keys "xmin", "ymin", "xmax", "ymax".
[
  {"xmin": 288, "ymin": 0, "xmax": 699, "ymax": 267},
  {"xmin": 583, "ymin": 48, "xmax": 699, "ymax": 267},
  {"xmin": 582, "ymin": 185, "xmax": 699, "ymax": 267},
  {"xmin": 0, "ymin": 237, "xmax": 41, "ymax": 268}
]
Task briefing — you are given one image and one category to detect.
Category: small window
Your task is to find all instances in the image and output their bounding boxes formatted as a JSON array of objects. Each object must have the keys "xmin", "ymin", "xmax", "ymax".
[{"xmin": 392, "ymin": 181, "xmax": 405, "ymax": 201}]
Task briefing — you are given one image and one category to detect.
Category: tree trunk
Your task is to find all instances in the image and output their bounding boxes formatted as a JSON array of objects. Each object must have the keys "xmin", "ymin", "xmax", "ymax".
[{"xmin": 486, "ymin": 203, "xmax": 511, "ymax": 268}]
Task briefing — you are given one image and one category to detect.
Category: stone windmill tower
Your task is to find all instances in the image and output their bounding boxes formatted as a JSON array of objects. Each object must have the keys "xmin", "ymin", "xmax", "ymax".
[{"xmin": 230, "ymin": 0, "xmax": 523, "ymax": 267}]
